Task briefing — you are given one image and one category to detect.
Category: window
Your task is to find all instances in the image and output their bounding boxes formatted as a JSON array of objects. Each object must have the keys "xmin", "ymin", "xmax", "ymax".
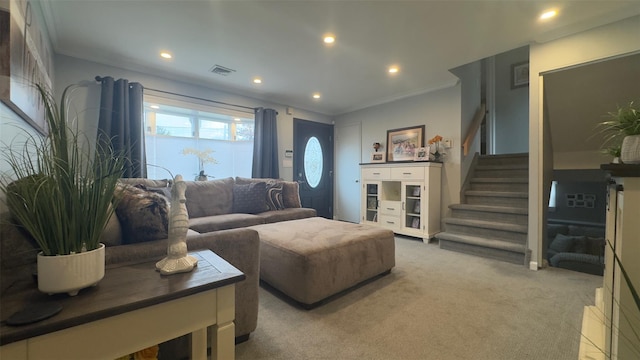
[{"xmin": 144, "ymin": 97, "xmax": 254, "ymax": 180}]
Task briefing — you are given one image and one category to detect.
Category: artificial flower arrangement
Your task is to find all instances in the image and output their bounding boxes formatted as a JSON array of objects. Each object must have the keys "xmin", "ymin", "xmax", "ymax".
[
  {"xmin": 182, "ymin": 147, "xmax": 218, "ymax": 180},
  {"xmin": 428, "ymin": 135, "xmax": 444, "ymax": 161}
]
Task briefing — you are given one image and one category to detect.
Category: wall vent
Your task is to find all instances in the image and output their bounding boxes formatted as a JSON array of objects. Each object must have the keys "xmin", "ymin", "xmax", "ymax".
[{"xmin": 210, "ymin": 65, "xmax": 236, "ymax": 76}]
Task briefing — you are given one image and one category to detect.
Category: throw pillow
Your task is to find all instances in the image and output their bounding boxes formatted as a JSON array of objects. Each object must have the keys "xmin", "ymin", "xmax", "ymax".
[
  {"xmin": 282, "ymin": 181, "xmax": 302, "ymax": 208},
  {"xmin": 265, "ymin": 182, "xmax": 285, "ymax": 210},
  {"xmin": 232, "ymin": 182, "xmax": 269, "ymax": 214},
  {"xmin": 115, "ymin": 184, "xmax": 170, "ymax": 244},
  {"xmin": 549, "ymin": 233, "xmax": 579, "ymax": 253},
  {"xmin": 572, "ymin": 237, "xmax": 588, "ymax": 254}
]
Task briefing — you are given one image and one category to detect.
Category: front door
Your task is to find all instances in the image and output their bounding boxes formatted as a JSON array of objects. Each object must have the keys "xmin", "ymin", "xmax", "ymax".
[{"xmin": 293, "ymin": 119, "xmax": 334, "ymax": 219}]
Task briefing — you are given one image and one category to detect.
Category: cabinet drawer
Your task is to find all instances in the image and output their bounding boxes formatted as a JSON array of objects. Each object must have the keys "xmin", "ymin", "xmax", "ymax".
[
  {"xmin": 362, "ymin": 167, "xmax": 390, "ymax": 180},
  {"xmin": 379, "ymin": 215, "xmax": 400, "ymax": 230},
  {"xmin": 379, "ymin": 201, "xmax": 402, "ymax": 216},
  {"xmin": 391, "ymin": 167, "xmax": 424, "ymax": 180}
]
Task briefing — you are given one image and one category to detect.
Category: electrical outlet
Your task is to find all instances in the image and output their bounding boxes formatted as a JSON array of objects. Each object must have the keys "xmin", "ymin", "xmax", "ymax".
[{"xmin": 444, "ymin": 139, "xmax": 453, "ymax": 148}]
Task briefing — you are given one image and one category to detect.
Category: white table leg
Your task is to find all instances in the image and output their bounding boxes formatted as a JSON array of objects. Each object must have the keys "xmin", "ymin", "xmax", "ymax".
[{"xmin": 211, "ymin": 285, "xmax": 235, "ymax": 360}]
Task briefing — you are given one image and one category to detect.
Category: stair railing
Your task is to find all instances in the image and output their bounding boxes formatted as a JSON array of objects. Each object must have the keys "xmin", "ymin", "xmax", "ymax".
[{"xmin": 462, "ymin": 103, "xmax": 487, "ymax": 156}]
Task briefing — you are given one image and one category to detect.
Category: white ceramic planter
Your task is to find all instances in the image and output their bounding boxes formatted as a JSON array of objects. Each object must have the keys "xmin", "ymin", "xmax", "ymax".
[
  {"xmin": 620, "ymin": 134, "xmax": 640, "ymax": 164},
  {"xmin": 37, "ymin": 243, "xmax": 105, "ymax": 296}
]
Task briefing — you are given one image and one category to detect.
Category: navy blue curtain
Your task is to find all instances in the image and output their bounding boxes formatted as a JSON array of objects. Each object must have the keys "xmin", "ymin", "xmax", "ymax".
[
  {"xmin": 96, "ymin": 76, "xmax": 146, "ymax": 178},
  {"xmin": 252, "ymin": 107, "xmax": 279, "ymax": 178}
]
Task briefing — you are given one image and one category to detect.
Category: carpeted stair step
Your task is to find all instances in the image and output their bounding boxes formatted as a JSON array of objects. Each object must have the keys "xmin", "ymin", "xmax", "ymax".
[
  {"xmin": 437, "ymin": 232, "xmax": 526, "ymax": 265},
  {"xmin": 474, "ymin": 164, "xmax": 528, "ymax": 178},
  {"xmin": 476, "ymin": 153, "xmax": 528, "ymax": 167},
  {"xmin": 470, "ymin": 177, "xmax": 528, "ymax": 192},
  {"xmin": 442, "ymin": 218, "xmax": 527, "ymax": 243},
  {"xmin": 464, "ymin": 190, "xmax": 528, "ymax": 208},
  {"xmin": 449, "ymin": 204, "xmax": 528, "ymax": 225}
]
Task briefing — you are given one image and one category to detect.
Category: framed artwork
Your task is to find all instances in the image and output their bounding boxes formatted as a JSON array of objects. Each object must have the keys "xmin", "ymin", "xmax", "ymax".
[
  {"xmin": 414, "ymin": 147, "xmax": 429, "ymax": 161},
  {"xmin": 1, "ymin": 0, "xmax": 54, "ymax": 135},
  {"xmin": 386, "ymin": 125, "xmax": 425, "ymax": 162},
  {"xmin": 370, "ymin": 152, "xmax": 385, "ymax": 163},
  {"xmin": 511, "ymin": 61, "xmax": 529, "ymax": 89}
]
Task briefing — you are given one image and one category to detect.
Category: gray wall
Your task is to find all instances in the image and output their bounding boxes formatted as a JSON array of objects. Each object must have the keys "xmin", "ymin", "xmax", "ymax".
[{"xmin": 494, "ymin": 46, "xmax": 529, "ymax": 154}]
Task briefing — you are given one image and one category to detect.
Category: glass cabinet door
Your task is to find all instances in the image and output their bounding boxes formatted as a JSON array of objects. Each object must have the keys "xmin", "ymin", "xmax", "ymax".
[
  {"xmin": 402, "ymin": 182, "xmax": 423, "ymax": 234},
  {"xmin": 364, "ymin": 182, "xmax": 380, "ymax": 223}
]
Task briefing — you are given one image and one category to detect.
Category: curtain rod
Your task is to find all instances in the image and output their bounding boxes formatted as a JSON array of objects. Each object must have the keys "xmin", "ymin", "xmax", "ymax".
[{"xmin": 95, "ymin": 76, "xmax": 256, "ymax": 112}]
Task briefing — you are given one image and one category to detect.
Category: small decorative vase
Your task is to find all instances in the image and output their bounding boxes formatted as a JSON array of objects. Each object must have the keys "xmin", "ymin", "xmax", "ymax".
[
  {"xmin": 37, "ymin": 243, "xmax": 105, "ymax": 296},
  {"xmin": 620, "ymin": 135, "xmax": 640, "ymax": 164}
]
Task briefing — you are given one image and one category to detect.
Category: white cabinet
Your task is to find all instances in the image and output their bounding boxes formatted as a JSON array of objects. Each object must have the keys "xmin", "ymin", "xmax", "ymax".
[
  {"xmin": 360, "ymin": 162, "xmax": 442, "ymax": 242},
  {"xmin": 603, "ymin": 175, "xmax": 640, "ymax": 360}
]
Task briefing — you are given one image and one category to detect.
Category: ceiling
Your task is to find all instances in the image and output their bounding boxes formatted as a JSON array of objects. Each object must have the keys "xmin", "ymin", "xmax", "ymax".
[{"xmin": 40, "ymin": 1, "xmax": 640, "ymax": 116}]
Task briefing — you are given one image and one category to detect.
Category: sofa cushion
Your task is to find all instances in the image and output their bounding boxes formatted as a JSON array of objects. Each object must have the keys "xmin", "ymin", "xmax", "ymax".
[
  {"xmin": 100, "ymin": 210, "xmax": 123, "ymax": 247},
  {"xmin": 257, "ymin": 208, "xmax": 317, "ymax": 223},
  {"xmin": 549, "ymin": 233, "xmax": 584, "ymax": 253},
  {"xmin": 115, "ymin": 185, "xmax": 169, "ymax": 244},
  {"xmin": 189, "ymin": 213, "xmax": 264, "ymax": 233},
  {"xmin": 568, "ymin": 225, "xmax": 605, "ymax": 238},
  {"xmin": 587, "ymin": 237, "xmax": 606, "ymax": 256},
  {"xmin": 282, "ymin": 181, "xmax": 302, "ymax": 208},
  {"xmin": 547, "ymin": 223, "xmax": 569, "ymax": 240},
  {"xmin": 185, "ymin": 177, "xmax": 234, "ymax": 217},
  {"xmin": 233, "ymin": 182, "xmax": 269, "ymax": 214}
]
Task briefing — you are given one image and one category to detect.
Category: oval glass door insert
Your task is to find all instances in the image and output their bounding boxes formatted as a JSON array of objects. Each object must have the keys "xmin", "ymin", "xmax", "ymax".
[{"xmin": 304, "ymin": 136, "xmax": 323, "ymax": 188}]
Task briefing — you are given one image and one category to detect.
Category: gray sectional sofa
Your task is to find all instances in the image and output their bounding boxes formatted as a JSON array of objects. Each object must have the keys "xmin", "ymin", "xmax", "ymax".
[
  {"xmin": 546, "ymin": 221, "xmax": 605, "ymax": 276},
  {"xmin": 0, "ymin": 176, "xmax": 316, "ymax": 358}
]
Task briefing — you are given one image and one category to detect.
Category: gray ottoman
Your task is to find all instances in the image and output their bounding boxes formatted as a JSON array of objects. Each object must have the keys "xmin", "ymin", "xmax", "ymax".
[{"xmin": 250, "ymin": 217, "xmax": 395, "ymax": 307}]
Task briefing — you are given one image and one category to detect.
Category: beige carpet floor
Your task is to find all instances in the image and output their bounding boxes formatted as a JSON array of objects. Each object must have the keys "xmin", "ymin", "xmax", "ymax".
[{"xmin": 235, "ymin": 236, "xmax": 602, "ymax": 360}]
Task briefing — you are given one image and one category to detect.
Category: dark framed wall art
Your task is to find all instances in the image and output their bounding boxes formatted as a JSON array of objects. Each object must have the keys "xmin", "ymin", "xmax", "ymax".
[{"xmin": 1, "ymin": 0, "xmax": 54, "ymax": 135}]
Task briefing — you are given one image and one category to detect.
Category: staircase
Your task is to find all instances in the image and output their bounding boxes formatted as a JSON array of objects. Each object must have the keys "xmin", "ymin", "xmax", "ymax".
[{"xmin": 436, "ymin": 153, "xmax": 529, "ymax": 265}]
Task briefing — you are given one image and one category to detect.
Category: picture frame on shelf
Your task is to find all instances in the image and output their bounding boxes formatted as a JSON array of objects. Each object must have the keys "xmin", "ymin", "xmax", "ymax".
[
  {"xmin": 511, "ymin": 61, "xmax": 529, "ymax": 89},
  {"xmin": 412, "ymin": 187, "xmax": 421, "ymax": 197},
  {"xmin": 414, "ymin": 147, "xmax": 429, "ymax": 161},
  {"xmin": 370, "ymin": 152, "xmax": 385, "ymax": 163},
  {"xmin": 414, "ymin": 200, "xmax": 420, "ymax": 213},
  {"xmin": 412, "ymin": 217, "xmax": 420, "ymax": 229},
  {"xmin": 386, "ymin": 125, "xmax": 425, "ymax": 162}
]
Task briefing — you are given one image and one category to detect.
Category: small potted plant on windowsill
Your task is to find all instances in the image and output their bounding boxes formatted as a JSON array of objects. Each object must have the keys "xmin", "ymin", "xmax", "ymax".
[{"xmin": 0, "ymin": 84, "xmax": 125, "ymax": 296}]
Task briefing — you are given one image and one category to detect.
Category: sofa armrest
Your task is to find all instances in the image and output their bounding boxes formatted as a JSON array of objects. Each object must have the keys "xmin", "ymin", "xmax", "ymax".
[{"xmin": 549, "ymin": 252, "xmax": 604, "ymax": 276}]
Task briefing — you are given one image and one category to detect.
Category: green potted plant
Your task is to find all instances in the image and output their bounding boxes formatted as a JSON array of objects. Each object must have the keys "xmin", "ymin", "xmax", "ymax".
[
  {"xmin": 0, "ymin": 84, "xmax": 125, "ymax": 295},
  {"xmin": 597, "ymin": 101, "xmax": 640, "ymax": 164}
]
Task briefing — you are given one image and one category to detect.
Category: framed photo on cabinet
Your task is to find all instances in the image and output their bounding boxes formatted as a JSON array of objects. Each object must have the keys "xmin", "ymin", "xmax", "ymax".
[{"xmin": 370, "ymin": 152, "xmax": 385, "ymax": 163}]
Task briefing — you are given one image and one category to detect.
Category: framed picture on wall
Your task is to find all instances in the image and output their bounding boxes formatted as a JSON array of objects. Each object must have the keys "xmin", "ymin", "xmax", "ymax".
[
  {"xmin": 386, "ymin": 125, "xmax": 425, "ymax": 162},
  {"xmin": 511, "ymin": 61, "xmax": 529, "ymax": 89},
  {"xmin": 1, "ymin": 1, "xmax": 54, "ymax": 135}
]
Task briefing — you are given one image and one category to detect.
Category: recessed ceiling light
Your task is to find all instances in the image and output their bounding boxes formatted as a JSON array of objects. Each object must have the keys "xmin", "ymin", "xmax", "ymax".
[
  {"xmin": 539, "ymin": 9, "xmax": 558, "ymax": 20},
  {"xmin": 234, "ymin": 117, "xmax": 241, "ymax": 121},
  {"xmin": 323, "ymin": 34, "xmax": 335, "ymax": 44},
  {"xmin": 150, "ymin": 105, "xmax": 160, "ymax": 109},
  {"xmin": 312, "ymin": 93, "xmax": 321, "ymax": 99},
  {"xmin": 253, "ymin": 78, "xmax": 262, "ymax": 84},
  {"xmin": 388, "ymin": 65, "xmax": 399, "ymax": 74},
  {"xmin": 160, "ymin": 52, "xmax": 172, "ymax": 59}
]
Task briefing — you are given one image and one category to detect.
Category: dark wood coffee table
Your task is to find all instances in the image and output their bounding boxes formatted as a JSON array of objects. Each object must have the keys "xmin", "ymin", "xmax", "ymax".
[{"xmin": 0, "ymin": 249, "xmax": 244, "ymax": 360}]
